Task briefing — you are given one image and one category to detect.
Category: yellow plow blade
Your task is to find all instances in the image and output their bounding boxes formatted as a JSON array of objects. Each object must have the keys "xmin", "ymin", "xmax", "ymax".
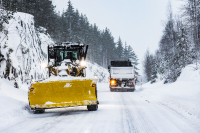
[{"xmin": 29, "ymin": 79, "xmax": 98, "ymax": 109}]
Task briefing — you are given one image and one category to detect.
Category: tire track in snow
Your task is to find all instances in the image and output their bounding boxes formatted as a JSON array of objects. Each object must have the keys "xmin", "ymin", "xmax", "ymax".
[
  {"xmin": 127, "ymin": 91, "xmax": 199, "ymax": 133},
  {"xmin": 38, "ymin": 108, "xmax": 92, "ymax": 133},
  {"xmin": 121, "ymin": 93, "xmax": 155, "ymax": 133},
  {"xmin": 158, "ymin": 95, "xmax": 200, "ymax": 130},
  {"xmin": 157, "ymin": 102, "xmax": 200, "ymax": 133},
  {"xmin": 121, "ymin": 94, "xmax": 137, "ymax": 133}
]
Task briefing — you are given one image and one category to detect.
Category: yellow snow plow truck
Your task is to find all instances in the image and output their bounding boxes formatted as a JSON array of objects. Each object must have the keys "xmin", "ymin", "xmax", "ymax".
[{"xmin": 28, "ymin": 42, "xmax": 98, "ymax": 113}]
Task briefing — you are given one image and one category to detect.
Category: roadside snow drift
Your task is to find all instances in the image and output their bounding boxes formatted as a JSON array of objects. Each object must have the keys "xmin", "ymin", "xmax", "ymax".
[{"xmin": 140, "ymin": 64, "xmax": 200, "ymax": 130}]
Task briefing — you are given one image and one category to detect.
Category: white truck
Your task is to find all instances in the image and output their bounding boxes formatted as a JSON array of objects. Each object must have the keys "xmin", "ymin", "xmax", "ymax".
[{"xmin": 108, "ymin": 60, "xmax": 136, "ymax": 92}]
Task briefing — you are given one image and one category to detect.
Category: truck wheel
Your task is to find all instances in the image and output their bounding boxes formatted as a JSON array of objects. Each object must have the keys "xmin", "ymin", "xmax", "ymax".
[
  {"xmin": 110, "ymin": 88, "xmax": 115, "ymax": 92},
  {"xmin": 129, "ymin": 89, "xmax": 135, "ymax": 92},
  {"xmin": 87, "ymin": 105, "xmax": 98, "ymax": 111},
  {"xmin": 33, "ymin": 109, "xmax": 45, "ymax": 114},
  {"xmin": 39, "ymin": 109, "xmax": 45, "ymax": 113}
]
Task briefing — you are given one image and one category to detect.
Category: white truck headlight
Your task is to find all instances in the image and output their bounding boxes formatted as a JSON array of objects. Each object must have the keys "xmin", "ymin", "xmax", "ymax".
[
  {"xmin": 80, "ymin": 60, "xmax": 86, "ymax": 66},
  {"xmin": 41, "ymin": 63, "xmax": 47, "ymax": 69}
]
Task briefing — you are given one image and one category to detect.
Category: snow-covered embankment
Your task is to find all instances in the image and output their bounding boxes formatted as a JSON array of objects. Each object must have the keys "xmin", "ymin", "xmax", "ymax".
[
  {"xmin": 139, "ymin": 64, "xmax": 200, "ymax": 129},
  {"xmin": 0, "ymin": 12, "xmax": 54, "ymax": 87}
]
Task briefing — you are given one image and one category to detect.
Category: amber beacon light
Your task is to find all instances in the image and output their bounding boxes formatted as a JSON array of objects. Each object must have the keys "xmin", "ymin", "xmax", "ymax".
[{"xmin": 110, "ymin": 79, "xmax": 116, "ymax": 85}]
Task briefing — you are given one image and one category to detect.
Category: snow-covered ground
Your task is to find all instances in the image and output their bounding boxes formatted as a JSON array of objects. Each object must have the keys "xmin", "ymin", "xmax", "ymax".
[{"xmin": 0, "ymin": 64, "xmax": 200, "ymax": 133}]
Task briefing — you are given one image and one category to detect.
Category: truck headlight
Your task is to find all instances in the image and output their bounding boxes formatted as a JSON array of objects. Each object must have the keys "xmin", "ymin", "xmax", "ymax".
[
  {"xmin": 80, "ymin": 60, "xmax": 86, "ymax": 66},
  {"xmin": 41, "ymin": 63, "xmax": 47, "ymax": 69}
]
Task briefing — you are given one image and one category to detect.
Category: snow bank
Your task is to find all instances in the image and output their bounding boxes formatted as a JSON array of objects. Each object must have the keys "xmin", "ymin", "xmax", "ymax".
[
  {"xmin": 0, "ymin": 11, "xmax": 54, "ymax": 129},
  {"xmin": 0, "ymin": 78, "xmax": 31, "ymax": 129},
  {"xmin": 176, "ymin": 64, "xmax": 200, "ymax": 82},
  {"xmin": 139, "ymin": 64, "xmax": 200, "ymax": 129},
  {"xmin": 87, "ymin": 62, "xmax": 109, "ymax": 83}
]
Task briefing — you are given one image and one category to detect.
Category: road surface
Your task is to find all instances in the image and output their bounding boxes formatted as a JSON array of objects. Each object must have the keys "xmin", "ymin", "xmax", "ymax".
[{"xmin": 1, "ymin": 83, "xmax": 199, "ymax": 133}]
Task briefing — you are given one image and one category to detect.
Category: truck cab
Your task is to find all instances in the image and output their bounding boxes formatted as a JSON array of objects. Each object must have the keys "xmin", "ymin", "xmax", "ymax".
[{"xmin": 108, "ymin": 60, "xmax": 136, "ymax": 92}]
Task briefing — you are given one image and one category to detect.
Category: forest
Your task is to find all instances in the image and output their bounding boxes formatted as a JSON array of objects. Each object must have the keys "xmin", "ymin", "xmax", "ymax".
[
  {"xmin": 143, "ymin": 1, "xmax": 200, "ymax": 83},
  {"xmin": 0, "ymin": 0, "xmax": 139, "ymax": 75}
]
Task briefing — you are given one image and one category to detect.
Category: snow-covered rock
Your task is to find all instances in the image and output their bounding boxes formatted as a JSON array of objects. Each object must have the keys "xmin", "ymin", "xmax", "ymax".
[{"xmin": 0, "ymin": 12, "xmax": 54, "ymax": 86}]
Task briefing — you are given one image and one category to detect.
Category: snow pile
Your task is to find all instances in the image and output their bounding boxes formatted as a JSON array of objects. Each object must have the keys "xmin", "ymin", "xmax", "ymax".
[
  {"xmin": 0, "ymin": 78, "xmax": 31, "ymax": 129},
  {"xmin": 0, "ymin": 12, "xmax": 53, "ymax": 87},
  {"xmin": 139, "ymin": 64, "xmax": 200, "ymax": 129},
  {"xmin": 86, "ymin": 62, "xmax": 109, "ymax": 83},
  {"xmin": 176, "ymin": 64, "xmax": 200, "ymax": 82}
]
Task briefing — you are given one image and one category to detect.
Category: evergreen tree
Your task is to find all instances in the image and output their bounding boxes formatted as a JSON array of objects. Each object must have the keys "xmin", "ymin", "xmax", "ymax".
[
  {"xmin": 64, "ymin": 0, "xmax": 75, "ymax": 41},
  {"xmin": 123, "ymin": 42, "xmax": 129, "ymax": 60},
  {"xmin": 150, "ymin": 57, "xmax": 158, "ymax": 84},
  {"xmin": 0, "ymin": 0, "xmax": 17, "ymax": 31},
  {"xmin": 72, "ymin": 10, "xmax": 81, "ymax": 41},
  {"xmin": 159, "ymin": 5, "xmax": 178, "ymax": 83},
  {"xmin": 101, "ymin": 28, "xmax": 115, "ymax": 67},
  {"xmin": 128, "ymin": 45, "xmax": 139, "ymax": 75},
  {"xmin": 60, "ymin": 10, "xmax": 68, "ymax": 42},
  {"xmin": 116, "ymin": 37, "xmax": 123, "ymax": 60},
  {"xmin": 143, "ymin": 49, "xmax": 153, "ymax": 82},
  {"xmin": 175, "ymin": 29, "xmax": 192, "ymax": 67},
  {"xmin": 173, "ymin": 28, "xmax": 194, "ymax": 80}
]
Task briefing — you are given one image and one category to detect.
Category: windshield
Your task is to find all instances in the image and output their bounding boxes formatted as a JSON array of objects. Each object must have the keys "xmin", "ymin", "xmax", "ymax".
[
  {"xmin": 56, "ymin": 49, "xmax": 78, "ymax": 62},
  {"xmin": 64, "ymin": 51, "xmax": 78, "ymax": 60}
]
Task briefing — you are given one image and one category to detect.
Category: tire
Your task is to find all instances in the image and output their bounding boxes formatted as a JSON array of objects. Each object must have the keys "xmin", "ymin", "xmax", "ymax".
[
  {"xmin": 110, "ymin": 88, "xmax": 113, "ymax": 92},
  {"xmin": 110, "ymin": 88, "xmax": 115, "ymax": 92},
  {"xmin": 87, "ymin": 105, "xmax": 98, "ymax": 111},
  {"xmin": 33, "ymin": 109, "xmax": 45, "ymax": 114},
  {"xmin": 128, "ymin": 88, "xmax": 135, "ymax": 92}
]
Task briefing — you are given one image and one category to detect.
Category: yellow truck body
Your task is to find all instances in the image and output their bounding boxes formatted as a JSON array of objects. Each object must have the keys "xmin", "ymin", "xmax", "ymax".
[{"xmin": 29, "ymin": 79, "xmax": 98, "ymax": 109}]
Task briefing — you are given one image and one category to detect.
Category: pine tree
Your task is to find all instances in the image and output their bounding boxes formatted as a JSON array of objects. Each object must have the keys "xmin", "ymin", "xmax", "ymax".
[
  {"xmin": 128, "ymin": 45, "xmax": 139, "ymax": 75},
  {"xmin": 101, "ymin": 28, "xmax": 115, "ymax": 67},
  {"xmin": 150, "ymin": 57, "xmax": 158, "ymax": 84},
  {"xmin": 159, "ymin": 4, "xmax": 178, "ymax": 83},
  {"xmin": 116, "ymin": 37, "xmax": 123, "ymax": 60},
  {"xmin": 173, "ymin": 28, "xmax": 193, "ymax": 80},
  {"xmin": 72, "ymin": 10, "xmax": 80, "ymax": 41},
  {"xmin": 64, "ymin": 0, "xmax": 76, "ymax": 41},
  {"xmin": 143, "ymin": 49, "xmax": 153, "ymax": 82},
  {"xmin": 0, "ymin": 0, "xmax": 17, "ymax": 31},
  {"xmin": 123, "ymin": 42, "xmax": 129, "ymax": 60}
]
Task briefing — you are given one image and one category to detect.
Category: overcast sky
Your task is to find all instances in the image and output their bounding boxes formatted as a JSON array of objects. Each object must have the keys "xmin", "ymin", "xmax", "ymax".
[{"xmin": 52, "ymin": 0, "xmax": 183, "ymax": 75}]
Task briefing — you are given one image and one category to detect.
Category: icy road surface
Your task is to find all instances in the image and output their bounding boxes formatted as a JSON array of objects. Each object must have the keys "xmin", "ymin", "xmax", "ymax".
[{"xmin": 1, "ymin": 83, "xmax": 200, "ymax": 133}]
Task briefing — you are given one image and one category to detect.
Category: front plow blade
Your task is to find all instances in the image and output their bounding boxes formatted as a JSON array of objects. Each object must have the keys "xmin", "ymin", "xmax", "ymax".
[{"xmin": 29, "ymin": 79, "xmax": 98, "ymax": 109}]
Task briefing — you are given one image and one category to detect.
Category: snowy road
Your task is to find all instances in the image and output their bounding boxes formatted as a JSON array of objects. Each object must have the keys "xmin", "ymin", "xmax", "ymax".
[{"xmin": 1, "ymin": 83, "xmax": 200, "ymax": 133}]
